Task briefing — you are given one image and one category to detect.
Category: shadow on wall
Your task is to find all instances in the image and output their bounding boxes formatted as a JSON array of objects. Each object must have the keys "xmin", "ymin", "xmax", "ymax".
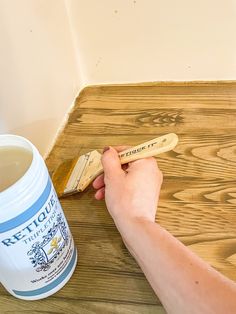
[
  {"xmin": 10, "ymin": 119, "xmax": 59, "ymax": 157},
  {"xmin": 0, "ymin": 1, "xmax": 80, "ymax": 157}
]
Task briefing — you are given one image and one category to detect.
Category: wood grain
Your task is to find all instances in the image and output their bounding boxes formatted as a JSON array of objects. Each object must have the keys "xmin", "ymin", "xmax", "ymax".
[{"xmin": 1, "ymin": 81, "xmax": 236, "ymax": 313}]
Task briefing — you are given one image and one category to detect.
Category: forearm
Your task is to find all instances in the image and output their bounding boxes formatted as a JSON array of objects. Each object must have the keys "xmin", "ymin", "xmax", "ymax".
[
  {"xmin": 98, "ymin": 148, "xmax": 236, "ymax": 313},
  {"xmin": 115, "ymin": 217, "xmax": 236, "ymax": 314}
]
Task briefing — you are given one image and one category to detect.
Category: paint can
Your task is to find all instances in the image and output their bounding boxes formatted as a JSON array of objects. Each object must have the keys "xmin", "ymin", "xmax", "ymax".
[{"xmin": 0, "ymin": 134, "xmax": 77, "ymax": 300}]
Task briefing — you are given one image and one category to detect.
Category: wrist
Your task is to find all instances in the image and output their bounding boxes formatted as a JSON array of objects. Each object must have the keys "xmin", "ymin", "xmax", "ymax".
[{"xmin": 114, "ymin": 215, "xmax": 157, "ymax": 252}]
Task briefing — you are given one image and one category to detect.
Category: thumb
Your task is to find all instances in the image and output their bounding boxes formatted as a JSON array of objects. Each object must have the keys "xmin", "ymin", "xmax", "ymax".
[{"xmin": 101, "ymin": 146, "xmax": 124, "ymax": 181}]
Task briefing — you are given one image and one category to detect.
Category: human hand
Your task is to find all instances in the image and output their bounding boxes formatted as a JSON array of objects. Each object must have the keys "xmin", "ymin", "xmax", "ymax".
[{"xmin": 92, "ymin": 146, "xmax": 163, "ymax": 228}]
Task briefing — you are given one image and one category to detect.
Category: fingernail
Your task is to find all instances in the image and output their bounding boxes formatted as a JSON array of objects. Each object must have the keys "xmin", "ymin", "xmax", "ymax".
[{"xmin": 103, "ymin": 146, "xmax": 110, "ymax": 153}]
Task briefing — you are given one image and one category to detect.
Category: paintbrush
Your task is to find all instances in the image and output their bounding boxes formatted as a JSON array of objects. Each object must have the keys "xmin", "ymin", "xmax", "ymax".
[{"xmin": 52, "ymin": 133, "xmax": 178, "ymax": 198}]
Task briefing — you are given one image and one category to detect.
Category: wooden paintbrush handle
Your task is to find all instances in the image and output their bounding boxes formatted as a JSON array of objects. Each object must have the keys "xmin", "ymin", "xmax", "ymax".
[
  {"xmin": 78, "ymin": 133, "xmax": 178, "ymax": 190},
  {"xmin": 60, "ymin": 133, "xmax": 179, "ymax": 195},
  {"xmin": 118, "ymin": 133, "xmax": 178, "ymax": 164}
]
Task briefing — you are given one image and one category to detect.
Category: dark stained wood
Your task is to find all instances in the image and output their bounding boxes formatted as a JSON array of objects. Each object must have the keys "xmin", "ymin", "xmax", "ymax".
[
  {"xmin": 0, "ymin": 295, "xmax": 165, "ymax": 314},
  {"xmin": 2, "ymin": 81, "xmax": 236, "ymax": 313}
]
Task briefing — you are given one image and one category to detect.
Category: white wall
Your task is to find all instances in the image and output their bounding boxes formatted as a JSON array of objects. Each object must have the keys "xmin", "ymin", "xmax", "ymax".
[
  {"xmin": 0, "ymin": 0, "xmax": 81, "ymax": 156},
  {"xmin": 66, "ymin": 0, "xmax": 236, "ymax": 85}
]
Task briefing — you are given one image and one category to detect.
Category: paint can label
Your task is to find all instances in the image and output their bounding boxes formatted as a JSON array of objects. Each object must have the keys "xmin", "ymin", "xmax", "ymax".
[{"xmin": 0, "ymin": 178, "xmax": 77, "ymax": 299}]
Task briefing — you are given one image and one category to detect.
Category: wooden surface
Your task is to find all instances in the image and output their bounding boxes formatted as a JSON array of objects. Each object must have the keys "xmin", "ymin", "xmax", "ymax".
[{"xmin": 1, "ymin": 81, "xmax": 236, "ymax": 313}]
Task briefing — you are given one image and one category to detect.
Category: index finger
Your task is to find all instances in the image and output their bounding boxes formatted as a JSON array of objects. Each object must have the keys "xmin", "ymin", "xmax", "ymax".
[{"xmin": 112, "ymin": 145, "xmax": 132, "ymax": 153}]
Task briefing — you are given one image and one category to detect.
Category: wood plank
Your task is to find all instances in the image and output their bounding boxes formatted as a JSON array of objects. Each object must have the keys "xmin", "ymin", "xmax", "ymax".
[
  {"xmin": 77, "ymin": 82, "xmax": 236, "ymax": 109},
  {"xmin": 67, "ymin": 108, "xmax": 236, "ymax": 135},
  {"xmin": 0, "ymin": 296, "xmax": 166, "ymax": 314},
  {"xmin": 46, "ymin": 134, "xmax": 236, "ymax": 182}
]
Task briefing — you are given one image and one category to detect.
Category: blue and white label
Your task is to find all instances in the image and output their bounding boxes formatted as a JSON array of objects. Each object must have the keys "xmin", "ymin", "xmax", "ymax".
[{"xmin": 0, "ymin": 178, "xmax": 76, "ymax": 299}]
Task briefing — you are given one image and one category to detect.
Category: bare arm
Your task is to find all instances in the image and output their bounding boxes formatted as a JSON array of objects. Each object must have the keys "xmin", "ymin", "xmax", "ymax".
[
  {"xmin": 93, "ymin": 146, "xmax": 236, "ymax": 314},
  {"xmin": 120, "ymin": 218, "xmax": 236, "ymax": 314}
]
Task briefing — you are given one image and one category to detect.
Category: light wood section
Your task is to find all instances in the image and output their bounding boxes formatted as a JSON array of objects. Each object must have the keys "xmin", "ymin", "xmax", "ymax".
[
  {"xmin": 1, "ymin": 81, "xmax": 236, "ymax": 313},
  {"xmin": 118, "ymin": 133, "xmax": 178, "ymax": 163}
]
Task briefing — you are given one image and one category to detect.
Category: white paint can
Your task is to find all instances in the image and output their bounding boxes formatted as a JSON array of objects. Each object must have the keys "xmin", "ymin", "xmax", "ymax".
[{"xmin": 0, "ymin": 134, "xmax": 77, "ymax": 300}]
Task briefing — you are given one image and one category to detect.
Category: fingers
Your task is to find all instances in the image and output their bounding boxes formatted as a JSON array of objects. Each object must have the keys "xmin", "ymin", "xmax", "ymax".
[
  {"xmin": 93, "ymin": 175, "xmax": 105, "ymax": 200},
  {"xmin": 128, "ymin": 156, "xmax": 157, "ymax": 170},
  {"xmin": 92, "ymin": 146, "xmax": 129, "ymax": 195},
  {"xmin": 127, "ymin": 157, "xmax": 160, "ymax": 176},
  {"xmin": 101, "ymin": 146, "xmax": 125, "ymax": 181},
  {"xmin": 94, "ymin": 187, "xmax": 105, "ymax": 200},
  {"xmin": 93, "ymin": 146, "xmax": 130, "ymax": 187},
  {"xmin": 112, "ymin": 145, "xmax": 131, "ymax": 153},
  {"xmin": 93, "ymin": 173, "xmax": 104, "ymax": 189}
]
